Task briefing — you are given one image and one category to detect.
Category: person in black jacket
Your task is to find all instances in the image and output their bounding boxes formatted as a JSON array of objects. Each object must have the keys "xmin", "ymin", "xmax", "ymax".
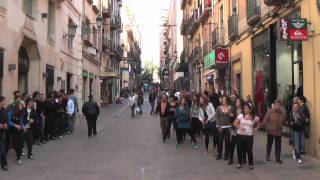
[
  {"xmin": 24, "ymin": 98, "xmax": 37, "ymax": 160},
  {"xmin": 43, "ymin": 94, "xmax": 56, "ymax": 141},
  {"xmin": 156, "ymin": 95, "xmax": 170, "ymax": 142},
  {"xmin": 82, "ymin": 95, "xmax": 100, "ymax": 137},
  {"xmin": 289, "ymin": 102, "xmax": 305, "ymax": 164},
  {"xmin": 298, "ymin": 96, "xmax": 310, "ymax": 153},
  {"xmin": 0, "ymin": 96, "xmax": 9, "ymax": 171}
]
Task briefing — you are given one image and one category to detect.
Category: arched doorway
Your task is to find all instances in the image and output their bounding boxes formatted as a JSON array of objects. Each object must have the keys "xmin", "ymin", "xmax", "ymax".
[{"xmin": 18, "ymin": 47, "xmax": 30, "ymax": 94}]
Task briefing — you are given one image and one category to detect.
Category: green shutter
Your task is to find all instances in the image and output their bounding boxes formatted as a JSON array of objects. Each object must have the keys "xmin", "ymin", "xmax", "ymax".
[{"xmin": 23, "ymin": 0, "xmax": 33, "ymax": 15}]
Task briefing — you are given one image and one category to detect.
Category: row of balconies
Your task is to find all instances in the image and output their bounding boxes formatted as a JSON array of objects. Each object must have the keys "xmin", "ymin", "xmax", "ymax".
[{"xmin": 111, "ymin": 15, "xmax": 122, "ymax": 32}]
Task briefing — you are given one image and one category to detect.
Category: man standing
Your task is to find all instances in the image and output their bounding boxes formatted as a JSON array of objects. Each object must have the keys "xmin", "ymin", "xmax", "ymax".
[
  {"xmin": 66, "ymin": 93, "xmax": 75, "ymax": 134},
  {"xmin": 149, "ymin": 88, "xmax": 156, "ymax": 115},
  {"xmin": 0, "ymin": 96, "xmax": 8, "ymax": 171},
  {"xmin": 69, "ymin": 89, "xmax": 78, "ymax": 133},
  {"xmin": 298, "ymin": 96, "xmax": 310, "ymax": 154},
  {"xmin": 263, "ymin": 100, "xmax": 286, "ymax": 164},
  {"xmin": 82, "ymin": 95, "xmax": 100, "ymax": 137}
]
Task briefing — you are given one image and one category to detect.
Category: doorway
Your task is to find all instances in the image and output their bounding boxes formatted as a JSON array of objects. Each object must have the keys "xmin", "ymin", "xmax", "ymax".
[
  {"xmin": 18, "ymin": 47, "xmax": 30, "ymax": 94},
  {"xmin": 46, "ymin": 65, "xmax": 54, "ymax": 95},
  {"xmin": 66, "ymin": 73, "xmax": 72, "ymax": 93}
]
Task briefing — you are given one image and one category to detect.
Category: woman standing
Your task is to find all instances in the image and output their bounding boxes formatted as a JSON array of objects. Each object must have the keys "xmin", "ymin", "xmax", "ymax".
[
  {"xmin": 233, "ymin": 103, "xmax": 259, "ymax": 169},
  {"xmin": 190, "ymin": 94, "xmax": 201, "ymax": 136},
  {"xmin": 156, "ymin": 95, "xmax": 170, "ymax": 142},
  {"xmin": 55, "ymin": 96, "xmax": 66, "ymax": 138},
  {"xmin": 199, "ymin": 96, "xmax": 216, "ymax": 154},
  {"xmin": 216, "ymin": 96, "xmax": 235, "ymax": 160},
  {"xmin": 8, "ymin": 101, "xmax": 26, "ymax": 164},
  {"xmin": 229, "ymin": 98, "xmax": 245, "ymax": 165},
  {"xmin": 164, "ymin": 95, "xmax": 178, "ymax": 141},
  {"xmin": 175, "ymin": 97, "xmax": 196, "ymax": 149},
  {"xmin": 24, "ymin": 98, "xmax": 37, "ymax": 159}
]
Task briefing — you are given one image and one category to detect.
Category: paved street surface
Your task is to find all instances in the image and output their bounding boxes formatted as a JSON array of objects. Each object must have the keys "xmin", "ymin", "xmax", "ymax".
[{"xmin": 2, "ymin": 100, "xmax": 320, "ymax": 180}]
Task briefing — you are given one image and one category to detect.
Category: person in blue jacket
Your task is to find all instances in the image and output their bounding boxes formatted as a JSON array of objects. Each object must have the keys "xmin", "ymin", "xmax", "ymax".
[{"xmin": 8, "ymin": 101, "xmax": 26, "ymax": 165}]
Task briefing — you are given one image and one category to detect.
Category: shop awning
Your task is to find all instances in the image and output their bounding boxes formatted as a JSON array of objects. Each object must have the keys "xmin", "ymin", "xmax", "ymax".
[{"xmin": 99, "ymin": 72, "xmax": 120, "ymax": 79}]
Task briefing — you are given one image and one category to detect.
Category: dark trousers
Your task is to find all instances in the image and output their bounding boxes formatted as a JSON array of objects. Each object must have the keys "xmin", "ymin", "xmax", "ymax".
[
  {"xmin": 217, "ymin": 128, "xmax": 231, "ymax": 158},
  {"xmin": 25, "ymin": 129, "xmax": 33, "ymax": 157},
  {"xmin": 44, "ymin": 119, "xmax": 50, "ymax": 140},
  {"xmin": 150, "ymin": 102, "xmax": 155, "ymax": 114},
  {"xmin": 164, "ymin": 117, "xmax": 178, "ymax": 141},
  {"xmin": 266, "ymin": 134, "xmax": 282, "ymax": 161},
  {"xmin": 0, "ymin": 133, "xmax": 7, "ymax": 167},
  {"xmin": 86, "ymin": 116, "xmax": 97, "ymax": 136},
  {"xmin": 237, "ymin": 135, "xmax": 254, "ymax": 166},
  {"xmin": 203, "ymin": 127, "xmax": 214, "ymax": 150},
  {"xmin": 177, "ymin": 128, "xmax": 196, "ymax": 144},
  {"xmin": 230, "ymin": 135, "xmax": 246, "ymax": 163},
  {"xmin": 131, "ymin": 105, "xmax": 135, "ymax": 118},
  {"xmin": 12, "ymin": 130, "xmax": 24, "ymax": 160},
  {"xmin": 191, "ymin": 117, "xmax": 202, "ymax": 136}
]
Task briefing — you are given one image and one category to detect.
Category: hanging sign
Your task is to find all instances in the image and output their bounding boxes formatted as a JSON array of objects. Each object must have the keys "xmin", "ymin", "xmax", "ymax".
[
  {"xmin": 215, "ymin": 48, "xmax": 229, "ymax": 63},
  {"xmin": 279, "ymin": 18, "xmax": 289, "ymax": 41},
  {"xmin": 289, "ymin": 18, "xmax": 308, "ymax": 41}
]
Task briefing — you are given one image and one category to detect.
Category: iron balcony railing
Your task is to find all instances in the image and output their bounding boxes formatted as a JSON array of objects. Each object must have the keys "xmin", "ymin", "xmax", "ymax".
[
  {"xmin": 246, "ymin": 0, "xmax": 261, "ymax": 26},
  {"xmin": 228, "ymin": 14, "xmax": 238, "ymax": 41},
  {"xmin": 202, "ymin": 42, "xmax": 210, "ymax": 57},
  {"xmin": 212, "ymin": 27, "xmax": 225, "ymax": 48}
]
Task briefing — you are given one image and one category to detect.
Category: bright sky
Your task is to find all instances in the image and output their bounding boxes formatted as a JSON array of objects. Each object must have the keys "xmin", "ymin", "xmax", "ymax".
[{"xmin": 125, "ymin": 0, "xmax": 170, "ymax": 66}]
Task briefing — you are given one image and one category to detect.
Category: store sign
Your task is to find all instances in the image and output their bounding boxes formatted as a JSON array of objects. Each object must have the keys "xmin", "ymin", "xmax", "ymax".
[
  {"xmin": 289, "ymin": 18, "xmax": 308, "ymax": 41},
  {"xmin": 204, "ymin": 51, "xmax": 215, "ymax": 69},
  {"xmin": 279, "ymin": 18, "xmax": 308, "ymax": 41},
  {"xmin": 279, "ymin": 18, "xmax": 289, "ymax": 41},
  {"xmin": 215, "ymin": 48, "xmax": 229, "ymax": 63}
]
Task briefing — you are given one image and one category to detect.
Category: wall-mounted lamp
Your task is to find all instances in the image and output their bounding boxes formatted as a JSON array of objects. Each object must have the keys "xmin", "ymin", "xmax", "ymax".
[
  {"xmin": 8, "ymin": 64, "xmax": 16, "ymax": 71},
  {"xmin": 42, "ymin": 72, "xmax": 47, "ymax": 78},
  {"xmin": 63, "ymin": 22, "xmax": 78, "ymax": 40}
]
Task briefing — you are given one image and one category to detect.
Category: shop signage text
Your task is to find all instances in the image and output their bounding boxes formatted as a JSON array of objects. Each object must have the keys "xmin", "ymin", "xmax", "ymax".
[
  {"xmin": 204, "ymin": 51, "xmax": 215, "ymax": 69},
  {"xmin": 215, "ymin": 48, "xmax": 229, "ymax": 63},
  {"xmin": 279, "ymin": 18, "xmax": 308, "ymax": 41}
]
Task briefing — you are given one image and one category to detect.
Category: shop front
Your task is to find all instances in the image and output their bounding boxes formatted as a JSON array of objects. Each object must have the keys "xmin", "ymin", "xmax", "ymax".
[{"xmin": 252, "ymin": 11, "xmax": 304, "ymax": 121}]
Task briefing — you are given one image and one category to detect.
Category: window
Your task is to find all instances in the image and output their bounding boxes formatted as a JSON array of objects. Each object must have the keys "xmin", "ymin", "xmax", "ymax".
[
  {"xmin": 23, "ymin": 0, "xmax": 33, "ymax": 16},
  {"xmin": 68, "ymin": 18, "xmax": 74, "ymax": 49},
  {"xmin": 93, "ymin": 26, "xmax": 97, "ymax": 48},
  {"xmin": 48, "ymin": 1, "xmax": 55, "ymax": 41}
]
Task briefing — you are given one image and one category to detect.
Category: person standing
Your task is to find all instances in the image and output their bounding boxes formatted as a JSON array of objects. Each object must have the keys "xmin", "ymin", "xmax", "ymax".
[
  {"xmin": 24, "ymin": 98, "xmax": 37, "ymax": 160},
  {"xmin": 43, "ymin": 94, "xmax": 56, "ymax": 141},
  {"xmin": 66, "ymin": 93, "xmax": 75, "ymax": 134},
  {"xmin": 263, "ymin": 100, "xmax": 286, "ymax": 164},
  {"xmin": 82, "ymin": 95, "xmax": 100, "ymax": 137},
  {"xmin": 137, "ymin": 91, "xmax": 144, "ymax": 114},
  {"xmin": 149, "ymin": 89, "xmax": 156, "ymax": 115},
  {"xmin": 199, "ymin": 96, "xmax": 216, "ymax": 154},
  {"xmin": 164, "ymin": 95, "xmax": 178, "ymax": 140},
  {"xmin": 8, "ymin": 101, "xmax": 26, "ymax": 165},
  {"xmin": 289, "ymin": 102, "xmax": 305, "ymax": 164},
  {"xmin": 233, "ymin": 103, "xmax": 259, "ymax": 169},
  {"xmin": 175, "ymin": 97, "xmax": 196, "ymax": 149},
  {"xmin": 216, "ymin": 96, "xmax": 235, "ymax": 160},
  {"xmin": 69, "ymin": 89, "xmax": 78, "ymax": 133},
  {"xmin": 55, "ymin": 96, "xmax": 66, "ymax": 138},
  {"xmin": 190, "ymin": 94, "xmax": 201, "ymax": 137},
  {"xmin": 128, "ymin": 91, "xmax": 137, "ymax": 118},
  {"xmin": 298, "ymin": 96, "xmax": 310, "ymax": 154},
  {"xmin": 156, "ymin": 95, "xmax": 170, "ymax": 142},
  {"xmin": 0, "ymin": 96, "xmax": 9, "ymax": 171}
]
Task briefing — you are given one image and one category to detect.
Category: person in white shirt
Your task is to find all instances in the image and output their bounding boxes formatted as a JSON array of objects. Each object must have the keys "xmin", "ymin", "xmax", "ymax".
[
  {"xmin": 66, "ymin": 94, "xmax": 75, "ymax": 134},
  {"xmin": 199, "ymin": 96, "xmax": 216, "ymax": 154},
  {"xmin": 233, "ymin": 102, "xmax": 259, "ymax": 170},
  {"xmin": 128, "ymin": 91, "xmax": 137, "ymax": 118}
]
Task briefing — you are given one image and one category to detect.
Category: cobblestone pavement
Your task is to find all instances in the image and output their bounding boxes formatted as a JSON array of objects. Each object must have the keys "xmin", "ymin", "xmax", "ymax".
[{"xmin": 1, "ymin": 100, "xmax": 320, "ymax": 180}]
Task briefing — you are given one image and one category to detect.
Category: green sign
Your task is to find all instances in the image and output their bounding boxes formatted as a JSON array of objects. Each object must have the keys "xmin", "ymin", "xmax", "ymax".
[
  {"xmin": 204, "ymin": 51, "xmax": 215, "ymax": 69},
  {"xmin": 89, "ymin": 72, "xmax": 94, "ymax": 79},
  {"xmin": 83, "ymin": 70, "xmax": 89, "ymax": 78}
]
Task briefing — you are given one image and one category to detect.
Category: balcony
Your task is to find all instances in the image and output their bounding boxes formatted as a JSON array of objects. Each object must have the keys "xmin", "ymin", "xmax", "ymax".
[
  {"xmin": 192, "ymin": 47, "xmax": 202, "ymax": 61},
  {"xmin": 111, "ymin": 16, "xmax": 122, "ymax": 31},
  {"xmin": 264, "ymin": 0, "xmax": 287, "ymax": 6},
  {"xmin": 102, "ymin": 3, "xmax": 111, "ymax": 18},
  {"xmin": 176, "ymin": 49, "xmax": 188, "ymax": 72},
  {"xmin": 116, "ymin": 45, "xmax": 124, "ymax": 58},
  {"xmin": 187, "ymin": 9, "xmax": 200, "ymax": 36},
  {"xmin": 102, "ymin": 34, "xmax": 111, "ymax": 50},
  {"xmin": 212, "ymin": 27, "xmax": 225, "ymax": 48},
  {"xmin": 247, "ymin": 0, "xmax": 261, "ymax": 26},
  {"xmin": 181, "ymin": 0, "xmax": 187, "ymax": 10},
  {"xmin": 199, "ymin": 0, "xmax": 212, "ymax": 23},
  {"xmin": 228, "ymin": 14, "xmax": 238, "ymax": 41}
]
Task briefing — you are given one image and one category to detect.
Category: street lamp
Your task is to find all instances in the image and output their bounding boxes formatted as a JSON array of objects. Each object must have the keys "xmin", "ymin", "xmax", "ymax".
[
  {"xmin": 96, "ymin": 14, "xmax": 103, "ymax": 29},
  {"xmin": 68, "ymin": 22, "xmax": 78, "ymax": 39}
]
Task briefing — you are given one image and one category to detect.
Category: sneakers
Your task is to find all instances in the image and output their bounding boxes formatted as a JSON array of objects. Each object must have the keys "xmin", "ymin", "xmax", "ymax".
[
  {"xmin": 58, "ymin": 136, "xmax": 63, "ymax": 139},
  {"xmin": 249, "ymin": 165, "xmax": 254, "ymax": 170},
  {"xmin": 175, "ymin": 144, "xmax": 181, "ymax": 150},
  {"xmin": 297, "ymin": 159, "xmax": 303, "ymax": 164},
  {"xmin": 1, "ymin": 166, "xmax": 8, "ymax": 171},
  {"xmin": 192, "ymin": 143, "xmax": 199, "ymax": 149},
  {"xmin": 292, "ymin": 151, "xmax": 296, "ymax": 160},
  {"xmin": 266, "ymin": 156, "xmax": 271, "ymax": 161},
  {"xmin": 17, "ymin": 159, "xmax": 22, "ymax": 165},
  {"xmin": 28, "ymin": 155, "xmax": 34, "ymax": 160},
  {"xmin": 236, "ymin": 164, "xmax": 242, "ymax": 169},
  {"xmin": 276, "ymin": 159, "xmax": 283, "ymax": 164}
]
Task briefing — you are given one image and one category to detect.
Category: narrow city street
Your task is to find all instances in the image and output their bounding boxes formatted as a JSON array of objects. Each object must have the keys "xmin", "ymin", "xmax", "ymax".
[{"xmin": 1, "ymin": 99, "xmax": 320, "ymax": 180}]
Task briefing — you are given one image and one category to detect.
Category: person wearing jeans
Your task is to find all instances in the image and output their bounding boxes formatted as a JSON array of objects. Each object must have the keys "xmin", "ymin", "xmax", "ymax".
[
  {"xmin": 149, "ymin": 89, "xmax": 156, "ymax": 115},
  {"xmin": 66, "ymin": 94, "xmax": 75, "ymax": 134},
  {"xmin": 233, "ymin": 103, "xmax": 259, "ymax": 169},
  {"xmin": 156, "ymin": 95, "xmax": 170, "ymax": 142},
  {"xmin": 199, "ymin": 96, "xmax": 216, "ymax": 154},
  {"xmin": 289, "ymin": 102, "xmax": 306, "ymax": 164},
  {"xmin": 216, "ymin": 96, "xmax": 235, "ymax": 160},
  {"xmin": 262, "ymin": 100, "xmax": 286, "ymax": 164}
]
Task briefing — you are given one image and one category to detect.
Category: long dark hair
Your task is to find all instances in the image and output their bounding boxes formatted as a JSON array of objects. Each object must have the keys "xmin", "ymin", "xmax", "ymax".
[
  {"xmin": 12, "ymin": 101, "xmax": 24, "ymax": 118},
  {"xmin": 192, "ymin": 94, "xmax": 200, "ymax": 107},
  {"xmin": 243, "ymin": 102, "xmax": 255, "ymax": 118}
]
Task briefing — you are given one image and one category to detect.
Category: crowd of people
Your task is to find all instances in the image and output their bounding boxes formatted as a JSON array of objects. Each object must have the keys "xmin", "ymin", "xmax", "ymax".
[
  {"xmin": 0, "ymin": 89, "xmax": 100, "ymax": 171},
  {"xmin": 152, "ymin": 88, "xmax": 310, "ymax": 169}
]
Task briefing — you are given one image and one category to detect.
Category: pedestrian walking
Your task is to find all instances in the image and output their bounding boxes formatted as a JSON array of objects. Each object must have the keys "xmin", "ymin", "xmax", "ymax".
[
  {"xmin": 68, "ymin": 89, "xmax": 78, "ymax": 133},
  {"xmin": 156, "ymin": 95, "xmax": 170, "ymax": 142},
  {"xmin": 263, "ymin": 99, "xmax": 286, "ymax": 164},
  {"xmin": 164, "ymin": 95, "xmax": 178, "ymax": 140},
  {"xmin": 289, "ymin": 102, "xmax": 306, "ymax": 164},
  {"xmin": 137, "ymin": 91, "xmax": 144, "ymax": 114},
  {"xmin": 0, "ymin": 96, "xmax": 9, "ymax": 171},
  {"xmin": 128, "ymin": 91, "xmax": 137, "ymax": 118},
  {"xmin": 216, "ymin": 96, "xmax": 235, "ymax": 160},
  {"xmin": 298, "ymin": 96, "xmax": 310, "ymax": 153},
  {"xmin": 149, "ymin": 88, "xmax": 156, "ymax": 115},
  {"xmin": 190, "ymin": 94, "xmax": 201, "ymax": 137},
  {"xmin": 233, "ymin": 103, "xmax": 260, "ymax": 169},
  {"xmin": 229, "ymin": 98, "xmax": 245, "ymax": 165},
  {"xmin": 175, "ymin": 97, "xmax": 196, "ymax": 149},
  {"xmin": 8, "ymin": 101, "xmax": 26, "ymax": 165},
  {"xmin": 66, "ymin": 93, "xmax": 75, "ymax": 134},
  {"xmin": 82, "ymin": 95, "xmax": 100, "ymax": 137},
  {"xmin": 199, "ymin": 96, "xmax": 216, "ymax": 154}
]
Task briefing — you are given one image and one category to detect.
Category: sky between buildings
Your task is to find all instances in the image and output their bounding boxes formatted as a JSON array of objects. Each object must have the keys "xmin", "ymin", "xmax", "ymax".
[{"xmin": 124, "ymin": 0, "xmax": 170, "ymax": 66}]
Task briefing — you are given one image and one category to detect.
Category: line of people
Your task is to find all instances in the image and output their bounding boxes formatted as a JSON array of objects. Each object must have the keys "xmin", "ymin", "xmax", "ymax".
[
  {"xmin": 0, "ymin": 89, "xmax": 79, "ymax": 171},
  {"xmin": 155, "ymin": 89, "xmax": 310, "ymax": 169}
]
